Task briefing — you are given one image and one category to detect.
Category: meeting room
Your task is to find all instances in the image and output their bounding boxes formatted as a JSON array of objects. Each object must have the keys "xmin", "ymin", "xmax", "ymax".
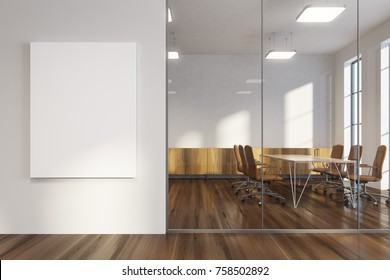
[{"xmin": 167, "ymin": 0, "xmax": 390, "ymax": 231}]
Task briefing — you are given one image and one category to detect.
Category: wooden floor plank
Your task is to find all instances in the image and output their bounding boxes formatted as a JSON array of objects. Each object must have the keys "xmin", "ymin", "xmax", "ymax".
[
  {"xmin": 169, "ymin": 179, "xmax": 390, "ymax": 229},
  {"xmin": 0, "ymin": 235, "xmax": 83, "ymax": 259},
  {"xmin": 1, "ymin": 233, "xmax": 390, "ymax": 259}
]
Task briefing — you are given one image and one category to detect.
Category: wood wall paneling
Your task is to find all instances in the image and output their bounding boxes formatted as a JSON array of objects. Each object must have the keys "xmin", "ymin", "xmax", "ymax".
[
  {"xmin": 168, "ymin": 148, "xmax": 208, "ymax": 174},
  {"xmin": 207, "ymin": 148, "xmax": 237, "ymax": 174},
  {"xmin": 168, "ymin": 148, "xmax": 332, "ymax": 175}
]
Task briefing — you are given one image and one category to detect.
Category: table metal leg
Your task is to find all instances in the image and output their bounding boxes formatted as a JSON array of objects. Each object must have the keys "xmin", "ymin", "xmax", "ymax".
[
  {"xmin": 289, "ymin": 162, "xmax": 312, "ymax": 208},
  {"xmin": 343, "ymin": 162, "xmax": 358, "ymax": 208},
  {"xmin": 289, "ymin": 163, "xmax": 295, "ymax": 207}
]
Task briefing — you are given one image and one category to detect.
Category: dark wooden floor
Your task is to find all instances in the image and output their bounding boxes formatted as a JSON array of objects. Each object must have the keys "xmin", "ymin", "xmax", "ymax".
[
  {"xmin": 1, "ymin": 179, "xmax": 389, "ymax": 260},
  {"xmin": 1, "ymin": 233, "xmax": 390, "ymax": 259},
  {"xmin": 169, "ymin": 179, "xmax": 390, "ymax": 229}
]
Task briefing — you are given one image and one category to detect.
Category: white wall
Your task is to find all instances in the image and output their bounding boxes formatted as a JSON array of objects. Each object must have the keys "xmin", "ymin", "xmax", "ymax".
[
  {"xmin": 0, "ymin": 0, "xmax": 166, "ymax": 233},
  {"xmin": 263, "ymin": 55, "xmax": 333, "ymax": 148},
  {"xmin": 168, "ymin": 54, "xmax": 333, "ymax": 148},
  {"xmin": 335, "ymin": 18, "xmax": 390, "ymax": 190},
  {"xmin": 168, "ymin": 55, "xmax": 262, "ymax": 148}
]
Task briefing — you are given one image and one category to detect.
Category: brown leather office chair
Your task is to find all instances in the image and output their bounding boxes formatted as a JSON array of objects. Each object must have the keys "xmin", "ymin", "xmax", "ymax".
[
  {"xmin": 313, "ymin": 144, "xmax": 343, "ymax": 192},
  {"xmin": 312, "ymin": 144, "xmax": 344, "ymax": 174},
  {"xmin": 319, "ymin": 145, "xmax": 362, "ymax": 197},
  {"xmin": 240, "ymin": 145, "xmax": 284, "ymax": 205},
  {"xmin": 231, "ymin": 144, "xmax": 251, "ymax": 192},
  {"xmin": 231, "ymin": 145, "xmax": 253, "ymax": 195},
  {"xmin": 348, "ymin": 145, "xmax": 388, "ymax": 206}
]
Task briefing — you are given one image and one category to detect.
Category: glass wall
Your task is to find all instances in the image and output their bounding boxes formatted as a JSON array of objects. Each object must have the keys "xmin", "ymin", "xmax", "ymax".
[
  {"xmin": 167, "ymin": 0, "xmax": 264, "ymax": 229},
  {"xmin": 261, "ymin": 0, "xmax": 359, "ymax": 229},
  {"xmin": 358, "ymin": 13, "xmax": 390, "ymax": 230},
  {"xmin": 168, "ymin": 0, "xmax": 390, "ymax": 231}
]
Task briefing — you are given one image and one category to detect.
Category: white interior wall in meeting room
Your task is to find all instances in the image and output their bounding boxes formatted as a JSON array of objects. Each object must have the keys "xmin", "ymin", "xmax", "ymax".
[
  {"xmin": 168, "ymin": 54, "xmax": 334, "ymax": 149},
  {"xmin": 0, "ymin": 0, "xmax": 166, "ymax": 234}
]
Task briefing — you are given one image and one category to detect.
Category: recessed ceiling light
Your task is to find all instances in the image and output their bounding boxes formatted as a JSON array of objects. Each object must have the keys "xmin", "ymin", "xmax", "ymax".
[
  {"xmin": 168, "ymin": 8, "xmax": 172, "ymax": 22},
  {"xmin": 245, "ymin": 79, "xmax": 265, "ymax": 84},
  {"xmin": 168, "ymin": 91, "xmax": 177, "ymax": 95},
  {"xmin": 296, "ymin": 5, "xmax": 346, "ymax": 23},
  {"xmin": 168, "ymin": 79, "xmax": 172, "ymax": 84},
  {"xmin": 236, "ymin": 91, "xmax": 252, "ymax": 95},
  {"xmin": 168, "ymin": 51, "xmax": 179, "ymax": 60},
  {"xmin": 265, "ymin": 50, "xmax": 296, "ymax": 60}
]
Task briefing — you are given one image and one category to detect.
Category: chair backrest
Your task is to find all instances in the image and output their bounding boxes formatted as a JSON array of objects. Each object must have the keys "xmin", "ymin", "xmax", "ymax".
[
  {"xmin": 327, "ymin": 144, "xmax": 344, "ymax": 173},
  {"xmin": 244, "ymin": 145, "xmax": 257, "ymax": 180},
  {"xmin": 330, "ymin": 144, "xmax": 344, "ymax": 159},
  {"xmin": 348, "ymin": 145, "xmax": 363, "ymax": 161},
  {"xmin": 372, "ymin": 145, "xmax": 387, "ymax": 179},
  {"xmin": 238, "ymin": 145, "xmax": 248, "ymax": 175},
  {"xmin": 233, "ymin": 145, "xmax": 243, "ymax": 173},
  {"xmin": 346, "ymin": 145, "xmax": 363, "ymax": 174}
]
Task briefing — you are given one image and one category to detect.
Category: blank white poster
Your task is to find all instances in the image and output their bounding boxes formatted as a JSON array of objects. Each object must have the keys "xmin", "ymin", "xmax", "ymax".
[{"xmin": 30, "ymin": 42, "xmax": 137, "ymax": 178}]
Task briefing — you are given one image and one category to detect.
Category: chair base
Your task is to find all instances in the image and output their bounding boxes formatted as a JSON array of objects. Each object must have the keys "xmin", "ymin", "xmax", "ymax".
[
  {"xmin": 314, "ymin": 179, "xmax": 344, "ymax": 197},
  {"xmin": 361, "ymin": 184, "xmax": 390, "ymax": 207},
  {"xmin": 232, "ymin": 179, "xmax": 255, "ymax": 194},
  {"xmin": 239, "ymin": 182, "xmax": 285, "ymax": 205}
]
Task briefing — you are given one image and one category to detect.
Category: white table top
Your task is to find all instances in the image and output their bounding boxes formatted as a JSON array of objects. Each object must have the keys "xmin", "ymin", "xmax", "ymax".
[{"xmin": 263, "ymin": 154, "xmax": 355, "ymax": 164}]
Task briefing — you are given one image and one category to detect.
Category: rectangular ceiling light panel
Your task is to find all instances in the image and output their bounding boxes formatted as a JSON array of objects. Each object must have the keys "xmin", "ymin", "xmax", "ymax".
[
  {"xmin": 168, "ymin": 8, "xmax": 172, "ymax": 22},
  {"xmin": 168, "ymin": 51, "xmax": 179, "ymax": 59},
  {"xmin": 245, "ymin": 79, "xmax": 264, "ymax": 84},
  {"xmin": 30, "ymin": 42, "xmax": 137, "ymax": 178},
  {"xmin": 236, "ymin": 91, "xmax": 252, "ymax": 95},
  {"xmin": 296, "ymin": 6, "xmax": 346, "ymax": 22},
  {"xmin": 265, "ymin": 50, "xmax": 297, "ymax": 60}
]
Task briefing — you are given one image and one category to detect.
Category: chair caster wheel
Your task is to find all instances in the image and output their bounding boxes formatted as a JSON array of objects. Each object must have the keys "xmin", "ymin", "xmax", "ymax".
[
  {"xmin": 245, "ymin": 188, "xmax": 250, "ymax": 193},
  {"xmin": 323, "ymin": 189, "xmax": 327, "ymax": 195},
  {"xmin": 258, "ymin": 201, "xmax": 262, "ymax": 206},
  {"xmin": 280, "ymin": 200, "xmax": 285, "ymax": 205},
  {"xmin": 373, "ymin": 201, "xmax": 378, "ymax": 207},
  {"xmin": 386, "ymin": 199, "xmax": 390, "ymax": 204},
  {"xmin": 328, "ymin": 192, "xmax": 333, "ymax": 198},
  {"xmin": 240, "ymin": 198, "xmax": 245, "ymax": 202},
  {"xmin": 234, "ymin": 190, "xmax": 239, "ymax": 195}
]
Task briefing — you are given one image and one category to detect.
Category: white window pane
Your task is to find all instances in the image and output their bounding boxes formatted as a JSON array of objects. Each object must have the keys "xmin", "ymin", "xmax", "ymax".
[
  {"xmin": 381, "ymin": 45, "xmax": 389, "ymax": 70},
  {"xmin": 344, "ymin": 66, "xmax": 351, "ymax": 97},
  {"xmin": 381, "ymin": 68, "xmax": 389, "ymax": 135},
  {"xmin": 344, "ymin": 95, "xmax": 351, "ymax": 125}
]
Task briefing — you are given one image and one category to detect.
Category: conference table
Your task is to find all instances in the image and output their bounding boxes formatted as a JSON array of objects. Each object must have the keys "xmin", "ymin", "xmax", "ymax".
[{"xmin": 263, "ymin": 154, "xmax": 356, "ymax": 208}]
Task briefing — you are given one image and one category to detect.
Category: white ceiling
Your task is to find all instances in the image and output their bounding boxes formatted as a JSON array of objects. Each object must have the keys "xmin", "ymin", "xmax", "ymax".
[{"xmin": 168, "ymin": 0, "xmax": 390, "ymax": 55}]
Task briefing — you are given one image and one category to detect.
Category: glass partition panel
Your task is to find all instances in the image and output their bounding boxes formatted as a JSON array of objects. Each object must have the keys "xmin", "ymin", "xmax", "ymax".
[
  {"xmin": 167, "ymin": 0, "xmax": 390, "ymax": 231},
  {"xmin": 359, "ymin": 1, "xmax": 390, "ymax": 229},
  {"xmin": 167, "ymin": 0, "xmax": 264, "ymax": 230},
  {"xmin": 262, "ymin": 0, "xmax": 360, "ymax": 229}
]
